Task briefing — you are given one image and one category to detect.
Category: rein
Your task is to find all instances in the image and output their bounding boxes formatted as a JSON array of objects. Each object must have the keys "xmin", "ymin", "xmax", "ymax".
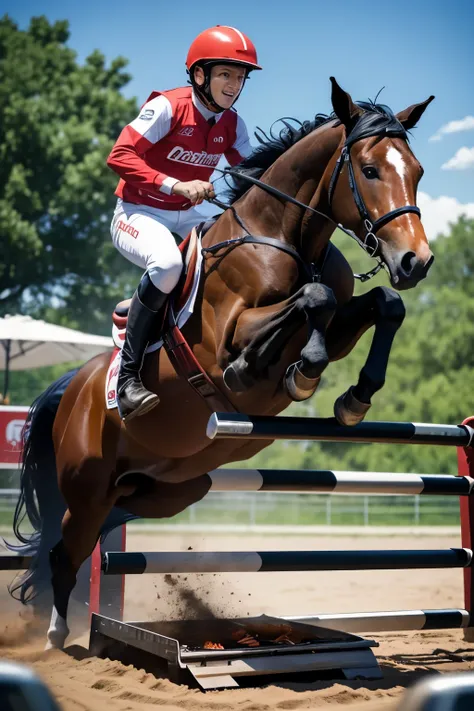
[{"xmin": 204, "ymin": 121, "xmax": 422, "ymax": 284}]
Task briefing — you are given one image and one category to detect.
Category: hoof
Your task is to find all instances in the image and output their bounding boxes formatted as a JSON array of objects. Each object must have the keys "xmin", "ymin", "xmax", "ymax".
[
  {"xmin": 334, "ymin": 386, "xmax": 371, "ymax": 426},
  {"xmin": 44, "ymin": 639, "xmax": 60, "ymax": 651},
  {"xmin": 285, "ymin": 361, "xmax": 321, "ymax": 401},
  {"xmin": 45, "ymin": 607, "xmax": 69, "ymax": 650},
  {"xmin": 44, "ymin": 631, "xmax": 68, "ymax": 651},
  {"xmin": 223, "ymin": 363, "xmax": 253, "ymax": 392}
]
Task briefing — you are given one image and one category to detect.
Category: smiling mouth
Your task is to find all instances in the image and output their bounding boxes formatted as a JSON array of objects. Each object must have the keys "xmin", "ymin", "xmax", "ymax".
[{"xmin": 222, "ymin": 91, "xmax": 235, "ymax": 98}]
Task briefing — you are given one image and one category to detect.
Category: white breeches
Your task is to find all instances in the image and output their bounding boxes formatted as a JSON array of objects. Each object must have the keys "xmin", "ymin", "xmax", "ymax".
[{"xmin": 111, "ymin": 199, "xmax": 208, "ymax": 294}]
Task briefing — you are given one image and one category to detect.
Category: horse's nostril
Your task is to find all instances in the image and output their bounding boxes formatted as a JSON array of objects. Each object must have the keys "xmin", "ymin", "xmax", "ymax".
[
  {"xmin": 400, "ymin": 251, "xmax": 417, "ymax": 275},
  {"xmin": 425, "ymin": 254, "xmax": 435, "ymax": 271}
]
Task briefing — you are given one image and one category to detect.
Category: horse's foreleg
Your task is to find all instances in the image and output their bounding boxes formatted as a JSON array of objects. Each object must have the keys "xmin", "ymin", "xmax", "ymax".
[
  {"xmin": 284, "ymin": 283, "xmax": 338, "ymax": 401},
  {"xmin": 325, "ymin": 285, "xmax": 405, "ymax": 425},
  {"xmin": 222, "ymin": 283, "xmax": 336, "ymax": 398}
]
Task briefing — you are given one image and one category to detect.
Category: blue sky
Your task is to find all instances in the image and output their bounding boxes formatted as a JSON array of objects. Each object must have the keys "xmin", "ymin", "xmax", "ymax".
[{"xmin": 4, "ymin": 0, "xmax": 474, "ymax": 236}]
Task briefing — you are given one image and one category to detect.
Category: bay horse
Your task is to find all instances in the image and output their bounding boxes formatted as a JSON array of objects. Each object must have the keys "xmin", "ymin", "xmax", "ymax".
[{"xmin": 10, "ymin": 78, "xmax": 434, "ymax": 649}]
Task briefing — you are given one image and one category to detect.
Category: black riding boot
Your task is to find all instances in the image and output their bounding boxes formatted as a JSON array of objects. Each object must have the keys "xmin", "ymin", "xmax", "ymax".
[{"xmin": 117, "ymin": 272, "xmax": 167, "ymax": 422}]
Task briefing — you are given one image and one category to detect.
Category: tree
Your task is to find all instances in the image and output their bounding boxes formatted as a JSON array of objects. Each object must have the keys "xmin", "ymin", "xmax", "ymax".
[{"xmin": 0, "ymin": 15, "xmax": 140, "ymax": 332}]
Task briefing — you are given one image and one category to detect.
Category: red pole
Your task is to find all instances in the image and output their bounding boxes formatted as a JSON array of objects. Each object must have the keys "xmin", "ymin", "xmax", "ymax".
[
  {"xmin": 119, "ymin": 524, "xmax": 127, "ymax": 620},
  {"xmin": 89, "ymin": 540, "xmax": 102, "ymax": 617},
  {"xmin": 457, "ymin": 416, "xmax": 474, "ymax": 640}
]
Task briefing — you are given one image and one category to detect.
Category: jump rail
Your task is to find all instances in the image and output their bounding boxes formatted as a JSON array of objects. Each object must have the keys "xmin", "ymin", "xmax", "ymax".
[
  {"xmin": 207, "ymin": 413, "xmax": 474, "ymax": 446},
  {"xmin": 207, "ymin": 468, "xmax": 474, "ymax": 495},
  {"xmin": 0, "ymin": 555, "xmax": 31, "ymax": 570},
  {"xmin": 102, "ymin": 548, "xmax": 473, "ymax": 575},
  {"xmin": 285, "ymin": 608, "xmax": 473, "ymax": 633}
]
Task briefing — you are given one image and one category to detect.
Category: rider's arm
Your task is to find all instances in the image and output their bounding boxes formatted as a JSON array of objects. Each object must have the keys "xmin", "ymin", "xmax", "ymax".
[
  {"xmin": 106, "ymin": 95, "xmax": 179, "ymax": 195},
  {"xmin": 224, "ymin": 115, "xmax": 252, "ymax": 166}
]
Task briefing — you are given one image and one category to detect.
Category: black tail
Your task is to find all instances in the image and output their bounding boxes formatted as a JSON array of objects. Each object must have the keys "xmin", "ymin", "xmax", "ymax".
[
  {"xmin": 7, "ymin": 369, "xmax": 78, "ymax": 604},
  {"xmin": 7, "ymin": 368, "xmax": 139, "ymax": 607}
]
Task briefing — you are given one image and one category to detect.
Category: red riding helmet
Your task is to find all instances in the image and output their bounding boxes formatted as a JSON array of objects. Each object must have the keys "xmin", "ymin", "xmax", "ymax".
[{"xmin": 186, "ymin": 25, "xmax": 262, "ymax": 72}]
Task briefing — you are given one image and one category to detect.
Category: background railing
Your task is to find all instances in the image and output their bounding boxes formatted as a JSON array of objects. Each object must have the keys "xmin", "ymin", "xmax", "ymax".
[
  {"xmin": 0, "ymin": 489, "xmax": 460, "ymax": 529},
  {"xmin": 162, "ymin": 492, "xmax": 461, "ymax": 527}
]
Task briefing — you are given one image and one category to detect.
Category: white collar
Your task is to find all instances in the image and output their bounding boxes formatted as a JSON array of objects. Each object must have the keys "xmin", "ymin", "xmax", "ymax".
[{"xmin": 192, "ymin": 90, "xmax": 223, "ymax": 122}]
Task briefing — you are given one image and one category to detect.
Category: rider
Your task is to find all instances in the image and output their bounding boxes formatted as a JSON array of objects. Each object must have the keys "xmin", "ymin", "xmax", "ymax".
[{"xmin": 107, "ymin": 26, "xmax": 261, "ymax": 421}]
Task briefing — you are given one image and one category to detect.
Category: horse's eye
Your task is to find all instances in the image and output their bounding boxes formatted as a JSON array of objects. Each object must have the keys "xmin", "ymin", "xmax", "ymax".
[{"xmin": 362, "ymin": 166, "xmax": 379, "ymax": 180}]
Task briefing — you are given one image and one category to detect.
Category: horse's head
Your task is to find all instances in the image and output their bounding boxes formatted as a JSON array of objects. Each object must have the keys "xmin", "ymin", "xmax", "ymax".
[{"xmin": 328, "ymin": 78, "xmax": 434, "ymax": 290}]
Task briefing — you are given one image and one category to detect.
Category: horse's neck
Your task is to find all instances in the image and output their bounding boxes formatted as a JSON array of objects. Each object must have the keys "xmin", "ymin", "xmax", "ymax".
[{"xmin": 239, "ymin": 121, "xmax": 344, "ymax": 261}]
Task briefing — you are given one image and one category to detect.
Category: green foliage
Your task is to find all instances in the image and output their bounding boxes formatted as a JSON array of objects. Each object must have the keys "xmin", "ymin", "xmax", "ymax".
[
  {"xmin": 0, "ymin": 361, "xmax": 80, "ymax": 405},
  {"xmin": 0, "ymin": 15, "xmax": 141, "ymax": 333}
]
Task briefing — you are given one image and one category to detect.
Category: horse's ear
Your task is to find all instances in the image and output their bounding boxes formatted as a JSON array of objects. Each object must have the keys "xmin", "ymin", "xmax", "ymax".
[
  {"xmin": 396, "ymin": 96, "xmax": 435, "ymax": 130},
  {"xmin": 330, "ymin": 77, "xmax": 362, "ymax": 128}
]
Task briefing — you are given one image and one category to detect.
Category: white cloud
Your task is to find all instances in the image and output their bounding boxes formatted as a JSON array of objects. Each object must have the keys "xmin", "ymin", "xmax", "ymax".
[
  {"xmin": 418, "ymin": 191, "xmax": 474, "ymax": 240},
  {"xmin": 441, "ymin": 147, "xmax": 474, "ymax": 171},
  {"xmin": 429, "ymin": 116, "xmax": 474, "ymax": 142}
]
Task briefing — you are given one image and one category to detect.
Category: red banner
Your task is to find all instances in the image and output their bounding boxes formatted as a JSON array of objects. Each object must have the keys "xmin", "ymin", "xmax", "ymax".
[{"xmin": 0, "ymin": 406, "xmax": 29, "ymax": 467}]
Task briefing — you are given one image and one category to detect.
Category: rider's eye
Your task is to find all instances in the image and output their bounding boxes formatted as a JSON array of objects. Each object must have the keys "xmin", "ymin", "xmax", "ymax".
[{"xmin": 362, "ymin": 166, "xmax": 379, "ymax": 180}]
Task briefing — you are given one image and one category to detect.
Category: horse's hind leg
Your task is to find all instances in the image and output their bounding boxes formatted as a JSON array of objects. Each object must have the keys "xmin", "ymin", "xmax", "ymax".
[
  {"xmin": 325, "ymin": 285, "xmax": 405, "ymax": 425},
  {"xmin": 46, "ymin": 357, "xmax": 128, "ymax": 649},
  {"xmin": 46, "ymin": 495, "xmax": 118, "ymax": 649}
]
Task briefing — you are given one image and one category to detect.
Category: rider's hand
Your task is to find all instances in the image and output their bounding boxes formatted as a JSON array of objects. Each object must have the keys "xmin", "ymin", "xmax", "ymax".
[{"xmin": 171, "ymin": 180, "xmax": 215, "ymax": 205}]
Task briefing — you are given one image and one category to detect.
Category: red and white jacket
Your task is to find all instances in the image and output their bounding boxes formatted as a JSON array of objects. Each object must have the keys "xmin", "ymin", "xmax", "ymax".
[{"xmin": 107, "ymin": 87, "xmax": 252, "ymax": 211}]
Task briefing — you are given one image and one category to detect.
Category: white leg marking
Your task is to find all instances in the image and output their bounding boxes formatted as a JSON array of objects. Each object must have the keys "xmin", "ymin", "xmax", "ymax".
[{"xmin": 45, "ymin": 605, "xmax": 70, "ymax": 650}]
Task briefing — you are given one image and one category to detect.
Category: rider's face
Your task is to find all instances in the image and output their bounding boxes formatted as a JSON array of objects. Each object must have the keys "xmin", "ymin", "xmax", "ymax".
[{"xmin": 194, "ymin": 64, "xmax": 246, "ymax": 110}]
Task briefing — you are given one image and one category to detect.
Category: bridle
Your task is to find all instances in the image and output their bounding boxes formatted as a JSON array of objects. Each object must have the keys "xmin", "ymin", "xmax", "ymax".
[
  {"xmin": 327, "ymin": 137, "xmax": 421, "ymax": 260},
  {"xmin": 204, "ymin": 113, "xmax": 422, "ymax": 284}
]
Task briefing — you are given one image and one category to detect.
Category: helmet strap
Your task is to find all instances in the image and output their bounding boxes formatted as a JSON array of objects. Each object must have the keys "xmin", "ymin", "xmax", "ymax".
[{"xmin": 190, "ymin": 62, "xmax": 247, "ymax": 113}]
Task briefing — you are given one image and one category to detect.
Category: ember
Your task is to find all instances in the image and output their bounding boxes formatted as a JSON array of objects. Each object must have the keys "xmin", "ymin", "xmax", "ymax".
[{"xmin": 189, "ymin": 618, "xmax": 316, "ymax": 653}]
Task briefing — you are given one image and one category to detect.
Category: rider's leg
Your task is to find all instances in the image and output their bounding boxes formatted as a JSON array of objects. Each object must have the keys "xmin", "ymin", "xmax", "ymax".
[
  {"xmin": 117, "ymin": 272, "xmax": 167, "ymax": 420},
  {"xmin": 111, "ymin": 203, "xmax": 183, "ymax": 421}
]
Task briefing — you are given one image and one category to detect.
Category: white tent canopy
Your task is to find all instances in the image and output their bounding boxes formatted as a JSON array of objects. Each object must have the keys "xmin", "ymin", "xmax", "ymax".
[{"xmin": 0, "ymin": 314, "xmax": 113, "ymax": 397}]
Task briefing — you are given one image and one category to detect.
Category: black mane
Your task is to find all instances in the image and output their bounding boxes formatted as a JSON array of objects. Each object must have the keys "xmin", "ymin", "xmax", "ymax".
[{"xmin": 225, "ymin": 100, "xmax": 407, "ymax": 204}]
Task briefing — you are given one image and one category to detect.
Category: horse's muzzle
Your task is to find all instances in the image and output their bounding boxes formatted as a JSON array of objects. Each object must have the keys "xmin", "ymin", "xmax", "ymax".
[{"xmin": 386, "ymin": 251, "xmax": 434, "ymax": 291}]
